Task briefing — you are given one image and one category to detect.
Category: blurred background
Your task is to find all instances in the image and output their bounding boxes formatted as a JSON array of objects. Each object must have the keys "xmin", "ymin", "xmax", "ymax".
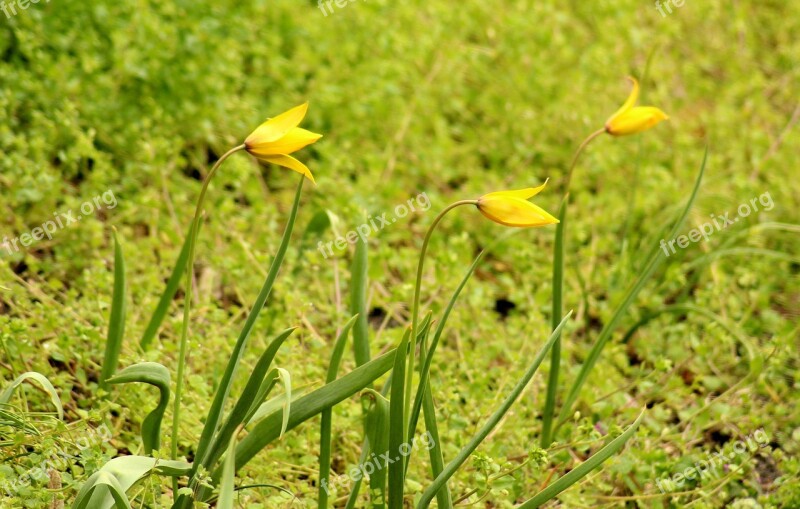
[{"xmin": 1, "ymin": 0, "xmax": 798, "ymax": 506}]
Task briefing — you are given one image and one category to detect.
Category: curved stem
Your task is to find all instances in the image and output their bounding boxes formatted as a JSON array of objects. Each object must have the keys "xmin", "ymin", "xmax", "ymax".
[
  {"xmin": 171, "ymin": 144, "xmax": 245, "ymax": 464},
  {"xmin": 406, "ymin": 200, "xmax": 477, "ymax": 430},
  {"xmin": 540, "ymin": 128, "xmax": 603, "ymax": 448},
  {"xmin": 562, "ymin": 128, "xmax": 605, "ymax": 198}
]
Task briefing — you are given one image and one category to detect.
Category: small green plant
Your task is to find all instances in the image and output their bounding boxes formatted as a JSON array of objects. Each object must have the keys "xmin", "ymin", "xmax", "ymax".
[{"xmin": 76, "ymin": 93, "xmax": 664, "ymax": 508}]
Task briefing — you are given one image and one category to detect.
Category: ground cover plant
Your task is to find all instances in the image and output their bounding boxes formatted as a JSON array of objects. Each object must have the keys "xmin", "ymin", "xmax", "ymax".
[{"xmin": 1, "ymin": 0, "xmax": 799, "ymax": 507}]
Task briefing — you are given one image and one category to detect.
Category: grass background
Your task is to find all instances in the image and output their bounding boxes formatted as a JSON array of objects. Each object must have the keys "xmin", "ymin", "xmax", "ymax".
[{"xmin": 1, "ymin": 0, "xmax": 799, "ymax": 507}]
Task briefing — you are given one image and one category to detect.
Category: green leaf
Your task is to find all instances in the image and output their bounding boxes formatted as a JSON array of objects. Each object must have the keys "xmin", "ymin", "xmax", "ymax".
[
  {"xmin": 0, "ymin": 371, "xmax": 63, "ymax": 420},
  {"xmin": 217, "ymin": 435, "xmax": 238, "ymax": 509},
  {"xmin": 106, "ymin": 362, "xmax": 171, "ymax": 454},
  {"xmin": 417, "ymin": 311, "xmax": 573, "ymax": 508},
  {"xmin": 197, "ymin": 348, "xmax": 398, "ymax": 502},
  {"xmin": 319, "ymin": 314, "xmax": 359, "ymax": 508},
  {"xmin": 517, "ymin": 409, "xmax": 646, "ymax": 508},
  {"xmin": 100, "ymin": 229, "xmax": 126, "ymax": 392},
  {"xmin": 351, "ymin": 236, "xmax": 371, "ymax": 367},
  {"xmin": 275, "ymin": 367, "xmax": 292, "ymax": 438},
  {"xmin": 193, "ymin": 177, "xmax": 304, "ymax": 470},
  {"xmin": 72, "ymin": 456, "xmax": 191, "ymax": 509},
  {"xmin": 387, "ymin": 328, "xmax": 411, "ymax": 509},
  {"xmin": 542, "ymin": 198, "xmax": 568, "ymax": 448},
  {"xmin": 556, "ymin": 146, "xmax": 707, "ymax": 428},
  {"xmin": 201, "ymin": 328, "xmax": 296, "ymax": 472},
  {"xmin": 363, "ymin": 390, "xmax": 390, "ymax": 509},
  {"xmin": 140, "ymin": 232, "xmax": 191, "ymax": 350}
]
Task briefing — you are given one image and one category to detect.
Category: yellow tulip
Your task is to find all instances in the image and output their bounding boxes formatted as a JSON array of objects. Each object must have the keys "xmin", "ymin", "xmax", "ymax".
[
  {"xmin": 476, "ymin": 181, "xmax": 559, "ymax": 228},
  {"xmin": 245, "ymin": 103, "xmax": 323, "ymax": 183},
  {"xmin": 605, "ymin": 77, "xmax": 669, "ymax": 136}
]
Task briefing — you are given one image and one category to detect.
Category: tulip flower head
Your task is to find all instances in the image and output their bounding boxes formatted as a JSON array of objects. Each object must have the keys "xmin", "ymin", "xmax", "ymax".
[
  {"xmin": 605, "ymin": 77, "xmax": 669, "ymax": 136},
  {"xmin": 476, "ymin": 181, "xmax": 559, "ymax": 228},
  {"xmin": 245, "ymin": 102, "xmax": 323, "ymax": 183}
]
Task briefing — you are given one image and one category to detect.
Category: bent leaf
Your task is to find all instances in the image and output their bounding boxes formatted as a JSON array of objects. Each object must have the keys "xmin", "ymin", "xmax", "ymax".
[{"xmin": 106, "ymin": 362, "xmax": 170, "ymax": 454}]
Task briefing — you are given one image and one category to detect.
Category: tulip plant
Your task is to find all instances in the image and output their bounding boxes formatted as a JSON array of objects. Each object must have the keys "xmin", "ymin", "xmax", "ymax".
[{"xmin": 75, "ymin": 75, "xmax": 707, "ymax": 508}]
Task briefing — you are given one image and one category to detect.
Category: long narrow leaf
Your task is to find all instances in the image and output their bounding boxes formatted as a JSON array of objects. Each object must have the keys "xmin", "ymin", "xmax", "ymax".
[
  {"xmin": 73, "ymin": 456, "xmax": 191, "ymax": 509},
  {"xmin": 202, "ymin": 328, "xmax": 296, "ymax": 472},
  {"xmin": 517, "ymin": 409, "xmax": 646, "ymax": 508},
  {"xmin": 140, "ymin": 232, "xmax": 192, "ymax": 350},
  {"xmin": 387, "ymin": 328, "xmax": 411, "ymax": 509},
  {"xmin": 204, "ymin": 347, "xmax": 397, "ymax": 497},
  {"xmin": 342, "ymin": 320, "xmax": 430, "ymax": 509},
  {"xmin": 542, "ymin": 198, "xmax": 568, "ymax": 448},
  {"xmin": 319, "ymin": 314, "xmax": 359, "ymax": 508},
  {"xmin": 193, "ymin": 177, "xmax": 304, "ymax": 469},
  {"xmin": 556, "ymin": 147, "xmax": 707, "ymax": 427},
  {"xmin": 100, "ymin": 230, "xmax": 126, "ymax": 391},
  {"xmin": 0, "ymin": 372, "xmax": 63, "ymax": 420},
  {"xmin": 363, "ymin": 390, "xmax": 390, "ymax": 509},
  {"xmin": 106, "ymin": 362, "xmax": 170, "ymax": 454},
  {"xmin": 417, "ymin": 311, "xmax": 573, "ymax": 508},
  {"xmin": 351, "ymin": 236, "xmax": 371, "ymax": 367},
  {"xmin": 217, "ymin": 435, "xmax": 238, "ymax": 509}
]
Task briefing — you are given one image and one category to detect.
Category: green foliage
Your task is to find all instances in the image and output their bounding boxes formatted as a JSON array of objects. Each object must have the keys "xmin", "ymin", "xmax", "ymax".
[{"xmin": 2, "ymin": 0, "xmax": 799, "ymax": 507}]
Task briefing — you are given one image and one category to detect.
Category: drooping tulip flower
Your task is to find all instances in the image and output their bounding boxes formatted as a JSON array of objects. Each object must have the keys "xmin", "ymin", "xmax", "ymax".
[
  {"xmin": 605, "ymin": 77, "xmax": 669, "ymax": 136},
  {"xmin": 245, "ymin": 102, "xmax": 323, "ymax": 183},
  {"xmin": 476, "ymin": 181, "xmax": 559, "ymax": 228}
]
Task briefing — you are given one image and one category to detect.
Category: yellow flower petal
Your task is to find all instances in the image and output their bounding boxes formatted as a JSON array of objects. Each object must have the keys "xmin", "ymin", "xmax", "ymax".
[
  {"xmin": 255, "ymin": 154, "xmax": 316, "ymax": 184},
  {"xmin": 477, "ymin": 195, "xmax": 559, "ymax": 228},
  {"xmin": 604, "ymin": 77, "xmax": 669, "ymax": 136},
  {"xmin": 246, "ymin": 127, "xmax": 323, "ymax": 157},
  {"xmin": 606, "ymin": 106, "xmax": 669, "ymax": 136},
  {"xmin": 481, "ymin": 180, "xmax": 549, "ymax": 201},
  {"xmin": 245, "ymin": 103, "xmax": 309, "ymax": 147},
  {"xmin": 607, "ymin": 76, "xmax": 640, "ymax": 123}
]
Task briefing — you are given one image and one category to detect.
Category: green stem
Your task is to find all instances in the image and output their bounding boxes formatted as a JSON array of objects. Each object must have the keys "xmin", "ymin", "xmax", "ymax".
[
  {"xmin": 407, "ymin": 200, "xmax": 476, "ymax": 439},
  {"xmin": 540, "ymin": 129, "xmax": 603, "ymax": 448},
  {"xmin": 171, "ymin": 144, "xmax": 245, "ymax": 467},
  {"xmin": 562, "ymin": 128, "xmax": 605, "ymax": 197}
]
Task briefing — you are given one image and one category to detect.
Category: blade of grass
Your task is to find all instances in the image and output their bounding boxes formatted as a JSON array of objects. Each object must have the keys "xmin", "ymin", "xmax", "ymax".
[
  {"xmin": 201, "ymin": 328, "xmax": 296, "ymax": 472},
  {"xmin": 100, "ymin": 229, "xmax": 126, "ymax": 392},
  {"xmin": 231, "ymin": 348, "xmax": 397, "ymax": 475},
  {"xmin": 193, "ymin": 349, "xmax": 398, "ymax": 503},
  {"xmin": 351, "ymin": 235, "xmax": 371, "ymax": 367},
  {"xmin": 0, "ymin": 372, "xmax": 63, "ymax": 420},
  {"xmin": 217, "ymin": 434, "xmax": 238, "ymax": 509},
  {"xmin": 416, "ymin": 311, "xmax": 573, "ymax": 508},
  {"xmin": 106, "ymin": 362, "xmax": 170, "ymax": 454},
  {"xmin": 193, "ymin": 176, "xmax": 304, "ymax": 469},
  {"xmin": 387, "ymin": 328, "xmax": 411, "ymax": 509},
  {"xmin": 541, "ymin": 198, "xmax": 568, "ymax": 448},
  {"xmin": 344, "ymin": 319, "xmax": 429, "ymax": 509},
  {"xmin": 556, "ymin": 146, "xmax": 707, "ymax": 428},
  {"xmin": 139, "ymin": 232, "xmax": 191, "ymax": 350},
  {"xmin": 319, "ymin": 314, "xmax": 359, "ymax": 508},
  {"xmin": 363, "ymin": 389, "xmax": 390, "ymax": 509},
  {"xmin": 518, "ymin": 408, "xmax": 645, "ymax": 508}
]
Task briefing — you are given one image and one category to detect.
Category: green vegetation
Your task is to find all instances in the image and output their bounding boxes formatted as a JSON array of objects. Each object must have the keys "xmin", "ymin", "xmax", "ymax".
[{"xmin": 2, "ymin": 0, "xmax": 799, "ymax": 507}]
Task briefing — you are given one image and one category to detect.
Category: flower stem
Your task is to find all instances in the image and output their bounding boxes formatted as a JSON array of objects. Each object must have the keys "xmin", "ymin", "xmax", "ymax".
[
  {"xmin": 407, "ymin": 200, "xmax": 477, "ymax": 431},
  {"xmin": 171, "ymin": 144, "xmax": 245, "ymax": 466},
  {"xmin": 541, "ymin": 128, "xmax": 603, "ymax": 448},
  {"xmin": 562, "ymin": 128, "xmax": 605, "ymax": 198}
]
